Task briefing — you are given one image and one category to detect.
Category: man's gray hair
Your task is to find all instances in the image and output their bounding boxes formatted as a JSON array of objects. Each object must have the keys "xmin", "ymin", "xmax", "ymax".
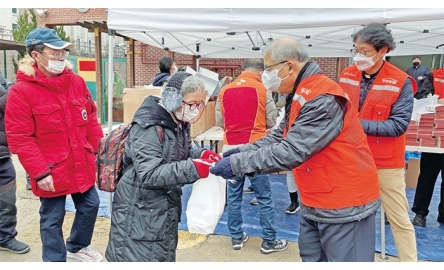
[
  {"xmin": 181, "ymin": 75, "xmax": 205, "ymax": 97},
  {"xmin": 262, "ymin": 37, "xmax": 309, "ymax": 63},
  {"xmin": 353, "ymin": 23, "xmax": 396, "ymax": 53},
  {"xmin": 243, "ymin": 58, "xmax": 264, "ymax": 71}
]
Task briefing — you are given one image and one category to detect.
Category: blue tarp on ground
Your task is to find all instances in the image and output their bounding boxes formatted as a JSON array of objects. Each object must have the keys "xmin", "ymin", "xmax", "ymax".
[{"xmin": 66, "ymin": 173, "xmax": 443, "ymax": 261}]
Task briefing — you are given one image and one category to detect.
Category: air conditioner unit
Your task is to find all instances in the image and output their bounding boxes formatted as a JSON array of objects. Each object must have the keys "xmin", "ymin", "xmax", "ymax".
[{"xmin": 0, "ymin": 27, "xmax": 5, "ymax": 34}]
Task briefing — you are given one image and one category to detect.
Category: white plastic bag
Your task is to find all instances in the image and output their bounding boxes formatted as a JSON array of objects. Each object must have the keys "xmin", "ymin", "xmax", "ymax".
[
  {"xmin": 412, "ymin": 94, "xmax": 438, "ymax": 122},
  {"xmin": 186, "ymin": 173, "xmax": 226, "ymax": 234}
]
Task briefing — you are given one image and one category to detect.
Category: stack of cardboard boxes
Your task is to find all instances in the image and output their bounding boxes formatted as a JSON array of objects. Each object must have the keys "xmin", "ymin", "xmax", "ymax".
[
  {"xmin": 122, "ymin": 86, "xmax": 217, "ymax": 139},
  {"xmin": 122, "ymin": 86, "xmax": 162, "ymax": 124}
]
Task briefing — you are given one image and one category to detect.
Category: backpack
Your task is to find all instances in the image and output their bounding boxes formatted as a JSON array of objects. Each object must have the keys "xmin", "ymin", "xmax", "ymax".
[{"xmin": 96, "ymin": 123, "xmax": 164, "ymax": 192}]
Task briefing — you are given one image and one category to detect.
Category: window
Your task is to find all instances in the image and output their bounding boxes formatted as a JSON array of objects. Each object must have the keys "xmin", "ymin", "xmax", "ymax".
[
  {"xmin": 12, "ymin": 23, "xmax": 18, "ymax": 30},
  {"xmin": 12, "ymin": 8, "xmax": 18, "ymax": 14}
]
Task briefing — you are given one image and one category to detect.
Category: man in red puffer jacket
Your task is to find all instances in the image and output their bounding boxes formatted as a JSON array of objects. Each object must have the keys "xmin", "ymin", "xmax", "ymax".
[{"xmin": 5, "ymin": 28, "xmax": 104, "ymax": 262}]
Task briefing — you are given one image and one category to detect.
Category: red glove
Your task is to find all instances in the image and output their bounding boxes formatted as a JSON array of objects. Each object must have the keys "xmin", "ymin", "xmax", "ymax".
[
  {"xmin": 200, "ymin": 150, "xmax": 222, "ymax": 163},
  {"xmin": 192, "ymin": 158, "xmax": 214, "ymax": 179}
]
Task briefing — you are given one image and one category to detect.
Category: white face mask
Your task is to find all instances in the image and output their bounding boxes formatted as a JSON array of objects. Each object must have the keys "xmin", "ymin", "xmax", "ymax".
[
  {"xmin": 39, "ymin": 53, "xmax": 65, "ymax": 74},
  {"xmin": 175, "ymin": 105, "xmax": 200, "ymax": 122},
  {"xmin": 261, "ymin": 63, "xmax": 289, "ymax": 92},
  {"xmin": 353, "ymin": 54, "xmax": 380, "ymax": 71}
]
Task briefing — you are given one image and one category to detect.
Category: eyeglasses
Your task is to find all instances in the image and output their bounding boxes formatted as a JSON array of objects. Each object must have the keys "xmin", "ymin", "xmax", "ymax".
[
  {"xmin": 351, "ymin": 48, "xmax": 376, "ymax": 57},
  {"xmin": 38, "ymin": 50, "xmax": 70, "ymax": 59},
  {"xmin": 182, "ymin": 100, "xmax": 204, "ymax": 111},
  {"xmin": 264, "ymin": 61, "xmax": 287, "ymax": 71}
]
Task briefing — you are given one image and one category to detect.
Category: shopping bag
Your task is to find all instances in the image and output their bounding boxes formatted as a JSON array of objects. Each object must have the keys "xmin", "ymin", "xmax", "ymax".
[{"xmin": 186, "ymin": 173, "xmax": 226, "ymax": 234}]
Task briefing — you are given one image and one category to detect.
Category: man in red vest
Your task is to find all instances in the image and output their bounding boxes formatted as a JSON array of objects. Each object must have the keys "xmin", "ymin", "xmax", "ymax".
[
  {"xmin": 338, "ymin": 23, "xmax": 417, "ymax": 262},
  {"xmin": 211, "ymin": 37, "xmax": 381, "ymax": 262},
  {"xmin": 411, "ymin": 67, "xmax": 444, "ymax": 227}
]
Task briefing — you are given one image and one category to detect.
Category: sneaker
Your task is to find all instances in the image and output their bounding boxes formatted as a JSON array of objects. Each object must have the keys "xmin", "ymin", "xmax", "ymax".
[
  {"xmin": 285, "ymin": 202, "xmax": 300, "ymax": 214},
  {"xmin": 243, "ymin": 186, "xmax": 254, "ymax": 194},
  {"xmin": 231, "ymin": 232, "xmax": 248, "ymax": 250},
  {"xmin": 67, "ymin": 246, "xmax": 103, "ymax": 262},
  {"xmin": 412, "ymin": 214, "xmax": 426, "ymax": 227},
  {"xmin": 260, "ymin": 239, "xmax": 288, "ymax": 254},
  {"xmin": 250, "ymin": 197, "xmax": 258, "ymax": 205},
  {"xmin": 0, "ymin": 239, "xmax": 30, "ymax": 254}
]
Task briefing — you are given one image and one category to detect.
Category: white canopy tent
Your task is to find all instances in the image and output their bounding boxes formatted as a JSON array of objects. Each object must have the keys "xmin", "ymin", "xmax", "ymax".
[
  {"xmin": 107, "ymin": 8, "xmax": 444, "ymax": 58},
  {"xmin": 104, "ymin": 9, "xmax": 444, "ymax": 258}
]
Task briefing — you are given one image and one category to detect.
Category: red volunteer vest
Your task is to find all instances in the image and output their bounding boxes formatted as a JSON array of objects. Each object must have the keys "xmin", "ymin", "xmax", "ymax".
[
  {"xmin": 432, "ymin": 69, "xmax": 444, "ymax": 98},
  {"xmin": 338, "ymin": 62, "xmax": 415, "ymax": 168},
  {"xmin": 284, "ymin": 74, "xmax": 380, "ymax": 209}
]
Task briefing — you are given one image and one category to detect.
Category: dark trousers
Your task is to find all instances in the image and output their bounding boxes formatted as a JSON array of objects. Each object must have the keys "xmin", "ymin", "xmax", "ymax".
[
  {"xmin": 298, "ymin": 212, "xmax": 376, "ymax": 262},
  {"xmin": 411, "ymin": 153, "xmax": 444, "ymax": 217},
  {"xmin": 39, "ymin": 186, "xmax": 99, "ymax": 262},
  {"xmin": 0, "ymin": 158, "xmax": 18, "ymax": 245}
]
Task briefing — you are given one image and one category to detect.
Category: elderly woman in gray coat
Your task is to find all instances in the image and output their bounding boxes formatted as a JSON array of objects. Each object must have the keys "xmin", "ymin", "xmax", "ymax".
[{"xmin": 105, "ymin": 72, "xmax": 221, "ymax": 262}]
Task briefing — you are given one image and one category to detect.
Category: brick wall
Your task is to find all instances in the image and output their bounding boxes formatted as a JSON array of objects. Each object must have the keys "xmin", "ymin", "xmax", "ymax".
[{"xmin": 36, "ymin": 8, "xmax": 107, "ymax": 27}]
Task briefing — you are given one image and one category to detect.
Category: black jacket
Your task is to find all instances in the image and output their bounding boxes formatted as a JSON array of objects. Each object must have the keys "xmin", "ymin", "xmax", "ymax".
[
  {"xmin": 152, "ymin": 72, "xmax": 171, "ymax": 86},
  {"xmin": 406, "ymin": 64, "xmax": 429, "ymax": 91},
  {"xmin": 0, "ymin": 74, "xmax": 10, "ymax": 159},
  {"xmin": 105, "ymin": 96, "xmax": 205, "ymax": 262},
  {"xmin": 414, "ymin": 72, "xmax": 435, "ymax": 100}
]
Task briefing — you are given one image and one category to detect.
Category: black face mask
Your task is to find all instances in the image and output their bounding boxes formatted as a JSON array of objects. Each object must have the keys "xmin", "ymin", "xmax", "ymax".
[{"xmin": 413, "ymin": 62, "xmax": 420, "ymax": 67}]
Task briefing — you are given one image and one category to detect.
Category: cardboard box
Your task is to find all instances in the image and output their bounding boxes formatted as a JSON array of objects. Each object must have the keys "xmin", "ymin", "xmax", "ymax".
[
  {"xmin": 405, "ymin": 158, "xmax": 420, "ymax": 189},
  {"xmin": 205, "ymin": 100, "xmax": 216, "ymax": 130},
  {"xmin": 122, "ymin": 87, "xmax": 162, "ymax": 124}
]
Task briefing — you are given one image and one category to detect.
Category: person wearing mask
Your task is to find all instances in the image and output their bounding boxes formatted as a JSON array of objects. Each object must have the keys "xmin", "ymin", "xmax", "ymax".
[
  {"xmin": 411, "ymin": 67, "xmax": 444, "ymax": 227},
  {"xmin": 0, "ymin": 71, "xmax": 30, "ymax": 255},
  {"xmin": 152, "ymin": 56, "xmax": 177, "ymax": 87},
  {"xmin": 105, "ymin": 72, "xmax": 221, "ymax": 262},
  {"xmin": 406, "ymin": 56, "xmax": 429, "ymax": 94},
  {"xmin": 5, "ymin": 28, "xmax": 104, "ymax": 262},
  {"xmin": 215, "ymin": 58, "xmax": 285, "ymax": 253},
  {"xmin": 338, "ymin": 23, "xmax": 418, "ymax": 262},
  {"xmin": 210, "ymin": 37, "xmax": 381, "ymax": 262}
]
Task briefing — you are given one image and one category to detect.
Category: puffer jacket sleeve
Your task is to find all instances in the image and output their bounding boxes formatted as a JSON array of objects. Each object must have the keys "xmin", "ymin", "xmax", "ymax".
[
  {"xmin": 231, "ymin": 94, "xmax": 345, "ymax": 176},
  {"xmin": 215, "ymin": 97, "xmax": 224, "ymax": 128},
  {"xmin": 84, "ymin": 84, "xmax": 104, "ymax": 151},
  {"xmin": 360, "ymin": 78, "xmax": 414, "ymax": 137},
  {"xmin": 5, "ymin": 85, "xmax": 51, "ymax": 180},
  {"xmin": 127, "ymin": 124, "xmax": 201, "ymax": 188},
  {"xmin": 265, "ymin": 91, "xmax": 277, "ymax": 129}
]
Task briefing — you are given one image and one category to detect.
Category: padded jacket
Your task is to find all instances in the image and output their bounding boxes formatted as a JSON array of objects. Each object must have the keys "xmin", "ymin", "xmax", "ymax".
[
  {"xmin": 105, "ymin": 96, "xmax": 205, "ymax": 262},
  {"xmin": 5, "ymin": 55, "xmax": 103, "ymax": 198}
]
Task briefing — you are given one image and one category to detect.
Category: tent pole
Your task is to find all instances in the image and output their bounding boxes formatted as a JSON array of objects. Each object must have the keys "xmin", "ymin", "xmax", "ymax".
[{"xmin": 107, "ymin": 29, "xmax": 115, "ymax": 217}]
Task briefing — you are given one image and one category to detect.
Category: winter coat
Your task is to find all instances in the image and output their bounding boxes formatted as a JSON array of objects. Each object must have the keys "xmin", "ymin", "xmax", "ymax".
[
  {"xmin": 5, "ymin": 55, "xmax": 103, "ymax": 198},
  {"xmin": 0, "ymin": 81, "xmax": 9, "ymax": 159},
  {"xmin": 152, "ymin": 72, "xmax": 171, "ymax": 86},
  {"xmin": 105, "ymin": 96, "xmax": 205, "ymax": 262},
  {"xmin": 406, "ymin": 64, "xmax": 429, "ymax": 91}
]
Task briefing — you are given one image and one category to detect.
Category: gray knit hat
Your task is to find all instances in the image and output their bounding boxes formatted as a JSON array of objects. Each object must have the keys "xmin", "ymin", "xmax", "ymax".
[{"xmin": 161, "ymin": 72, "xmax": 192, "ymax": 112}]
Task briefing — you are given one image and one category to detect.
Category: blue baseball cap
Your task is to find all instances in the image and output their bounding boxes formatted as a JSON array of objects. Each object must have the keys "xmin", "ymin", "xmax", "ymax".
[{"xmin": 25, "ymin": 27, "xmax": 73, "ymax": 50}]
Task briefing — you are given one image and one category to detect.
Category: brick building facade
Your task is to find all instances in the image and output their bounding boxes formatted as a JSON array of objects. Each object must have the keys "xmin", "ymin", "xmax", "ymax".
[{"xmin": 36, "ymin": 8, "xmax": 350, "ymax": 87}]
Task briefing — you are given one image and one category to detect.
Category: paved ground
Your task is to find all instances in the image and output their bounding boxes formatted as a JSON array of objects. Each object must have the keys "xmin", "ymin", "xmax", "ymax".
[{"xmin": 1, "ymin": 155, "xmax": 411, "ymax": 262}]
